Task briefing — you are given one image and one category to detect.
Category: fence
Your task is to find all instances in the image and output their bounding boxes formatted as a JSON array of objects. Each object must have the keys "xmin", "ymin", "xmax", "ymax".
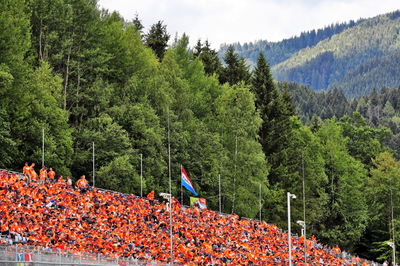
[{"xmin": 0, "ymin": 244, "xmax": 166, "ymax": 265}]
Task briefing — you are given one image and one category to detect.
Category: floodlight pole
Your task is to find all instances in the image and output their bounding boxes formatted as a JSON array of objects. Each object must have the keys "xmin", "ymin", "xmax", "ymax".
[
  {"xmin": 259, "ymin": 183, "xmax": 262, "ymax": 222},
  {"xmin": 391, "ymin": 189, "xmax": 396, "ymax": 265},
  {"xmin": 42, "ymin": 128, "xmax": 45, "ymax": 168},
  {"xmin": 219, "ymin": 174, "xmax": 221, "ymax": 214},
  {"xmin": 288, "ymin": 192, "xmax": 296, "ymax": 266},
  {"xmin": 167, "ymin": 109, "xmax": 173, "ymax": 265},
  {"xmin": 92, "ymin": 142, "xmax": 95, "ymax": 187},
  {"xmin": 302, "ymin": 151, "xmax": 307, "ymax": 263}
]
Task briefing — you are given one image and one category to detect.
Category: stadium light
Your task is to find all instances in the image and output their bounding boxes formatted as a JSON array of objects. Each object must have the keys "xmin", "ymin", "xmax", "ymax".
[
  {"xmin": 287, "ymin": 192, "xmax": 296, "ymax": 266},
  {"xmin": 297, "ymin": 220, "xmax": 307, "ymax": 262},
  {"xmin": 387, "ymin": 241, "xmax": 396, "ymax": 265}
]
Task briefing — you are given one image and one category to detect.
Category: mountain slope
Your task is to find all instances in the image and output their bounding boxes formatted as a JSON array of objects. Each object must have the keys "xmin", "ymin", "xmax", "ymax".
[
  {"xmin": 272, "ymin": 11, "xmax": 400, "ymax": 96},
  {"xmin": 219, "ymin": 19, "xmax": 361, "ymax": 67},
  {"xmin": 223, "ymin": 10, "xmax": 400, "ymax": 98}
]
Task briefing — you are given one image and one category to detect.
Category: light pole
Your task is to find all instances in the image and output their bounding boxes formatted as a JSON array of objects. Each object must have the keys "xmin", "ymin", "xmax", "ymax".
[
  {"xmin": 42, "ymin": 128, "xmax": 45, "ymax": 168},
  {"xmin": 288, "ymin": 192, "xmax": 296, "ymax": 266},
  {"xmin": 390, "ymin": 188, "xmax": 396, "ymax": 265},
  {"xmin": 92, "ymin": 142, "xmax": 95, "ymax": 187},
  {"xmin": 301, "ymin": 151, "xmax": 307, "ymax": 264},
  {"xmin": 297, "ymin": 220, "xmax": 307, "ymax": 263}
]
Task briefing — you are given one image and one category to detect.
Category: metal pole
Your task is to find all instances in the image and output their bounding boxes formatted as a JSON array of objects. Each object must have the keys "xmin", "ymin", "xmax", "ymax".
[
  {"xmin": 232, "ymin": 135, "xmax": 238, "ymax": 214},
  {"xmin": 302, "ymin": 151, "xmax": 307, "ymax": 263},
  {"xmin": 219, "ymin": 174, "xmax": 221, "ymax": 214},
  {"xmin": 288, "ymin": 192, "xmax": 292, "ymax": 266},
  {"xmin": 93, "ymin": 142, "xmax": 95, "ymax": 187},
  {"xmin": 181, "ymin": 165, "xmax": 183, "ymax": 205},
  {"xmin": 391, "ymin": 189, "xmax": 396, "ymax": 265},
  {"xmin": 42, "ymin": 128, "xmax": 45, "ymax": 168},
  {"xmin": 259, "ymin": 183, "xmax": 262, "ymax": 222},
  {"xmin": 167, "ymin": 109, "xmax": 173, "ymax": 265},
  {"xmin": 140, "ymin": 153, "xmax": 143, "ymax": 197}
]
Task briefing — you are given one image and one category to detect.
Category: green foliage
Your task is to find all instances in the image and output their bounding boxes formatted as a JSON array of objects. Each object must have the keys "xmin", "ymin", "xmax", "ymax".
[
  {"xmin": 272, "ymin": 11, "xmax": 400, "ymax": 95},
  {"xmin": 97, "ymin": 155, "xmax": 141, "ymax": 194},
  {"xmin": 224, "ymin": 11, "xmax": 400, "ymax": 97},
  {"xmin": 219, "ymin": 19, "xmax": 360, "ymax": 67},
  {"xmin": 316, "ymin": 119, "xmax": 368, "ymax": 250},
  {"xmin": 339, "ymin": 113, "xmax": 392, "ymax": 166},
  {"xmin": 193, "ymin": 39, "xmax": 222, "ymax": 76},
  {"xmin": 363, "ymin": 152, "xmax": 400, "ymax": 262},
  {"xmin": 215, "ymin": 83, "xmax": 268, "ymax": 217},
  {"xmin": 219, "ymin": 45, "xmax": 250, "ymax": 85},
  {"xmin": 145, "ymin": 21, "xmax": 170, "ymax": 60},
  {"xmin": 285, "ymin": 82, "xmax": 400, "ymax": 158}
]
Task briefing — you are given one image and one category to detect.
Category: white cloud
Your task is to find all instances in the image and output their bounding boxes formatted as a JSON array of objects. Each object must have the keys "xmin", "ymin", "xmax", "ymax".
[{"xmin": 97, "ymin": 0, "xmax": 400, "ymax": 48}]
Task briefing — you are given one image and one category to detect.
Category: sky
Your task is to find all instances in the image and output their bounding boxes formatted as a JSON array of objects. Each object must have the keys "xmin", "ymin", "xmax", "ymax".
[{"xmin": 97, "ymin": 0, "xmax": 399, "ymax": 48}]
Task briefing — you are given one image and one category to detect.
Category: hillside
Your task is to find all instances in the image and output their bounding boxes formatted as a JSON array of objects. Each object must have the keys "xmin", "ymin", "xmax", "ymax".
[
  {"xmin": 219, "ymin": 19, "xmax": 360, "ymax": 67},
  {"xmin": 224, "ymin": 11, "xmax": 400, "ymax": 98},
  {"xmin": 281, "ymin": 81, "xmax": 400, "ymax": 158}
]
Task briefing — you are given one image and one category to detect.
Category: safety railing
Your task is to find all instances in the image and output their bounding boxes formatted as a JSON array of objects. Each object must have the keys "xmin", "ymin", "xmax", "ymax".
[{"xmin": 0, "ymin": 244, "xmax": 166, "ymax": 265}]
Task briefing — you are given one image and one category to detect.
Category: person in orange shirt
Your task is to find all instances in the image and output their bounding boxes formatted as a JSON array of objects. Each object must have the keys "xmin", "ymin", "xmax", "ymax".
[
  {"xmin": 77, "ymin": 175, "xmax": 89, "ymax": 192},
  {"xmin": 22, "ymin": 163, "xmax": 30, "ymax": 176},
  {"xmin": 39, "ymin": 167, "xmax": 47, "ymax": 184},
  {"xmin": 57, "ymin": 176, "xmax": 65, "ymax": 184},
  {"xmin": 29, "ymin": 163, "xmax": 38, "ymax": 181},
  {"xmin": 48, "ymin": 168, "xmax": 55, "ymax": 183}
]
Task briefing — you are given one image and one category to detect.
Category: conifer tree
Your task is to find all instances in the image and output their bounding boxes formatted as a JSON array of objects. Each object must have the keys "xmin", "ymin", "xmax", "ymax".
[
  {"xmin": 145, "ymin": 21, "xmax": 170, "ymax": 60},
  {"xmin": 251, "ymin": 52, "xmax": 277, "ymax": 147},
  {"xmin": 219, "ymin": 45, "xmax": 250, "ymax": 85},
  {"xmin": 193, "ymin": 39, "xmax": 222, "ymax": 76},
  {"xmin": 132, "ymin": 13, "xmax": 144, "ymax": 34}
]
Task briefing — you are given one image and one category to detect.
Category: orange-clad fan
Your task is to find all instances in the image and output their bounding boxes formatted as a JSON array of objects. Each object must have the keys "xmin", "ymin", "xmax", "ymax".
[
  {"xmin": 76, "ymin": 175, "xmax": 89, "ymax": 189},
  {"xmin": 0, "ymin": 167, "xmax": 372, "ymax": 265},
  {"xmin": 47, "ymin": 168, "xmax": 55, "ymax": 182},
  {"xmin": 28, "ymin": 163, "xmax": 38, "ymax": 181},
  {"xmin": 39, "ymin": 167, "xmax": 47, "ymax": 184},
  {"xmin": 22, "ymin": 163, "xmax": 30, "ymax": 176}
]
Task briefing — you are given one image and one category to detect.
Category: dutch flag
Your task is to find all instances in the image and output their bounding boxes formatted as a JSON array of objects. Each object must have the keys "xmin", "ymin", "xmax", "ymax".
[{"xmin": 181, "ymin": 167, "xmax": 198, "ymax": 196}]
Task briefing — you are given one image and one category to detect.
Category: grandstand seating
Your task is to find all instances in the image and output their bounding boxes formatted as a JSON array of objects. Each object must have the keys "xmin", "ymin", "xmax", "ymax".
[{"xmin": 0, "ymin": 169, "xmax": 371, "ymax": 265}]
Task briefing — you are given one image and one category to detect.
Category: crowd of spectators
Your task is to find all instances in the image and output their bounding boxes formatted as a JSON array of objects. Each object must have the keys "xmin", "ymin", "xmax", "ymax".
[{"xmin": 0, "ymin": 166, "xmax": 374, "ymax": 265}]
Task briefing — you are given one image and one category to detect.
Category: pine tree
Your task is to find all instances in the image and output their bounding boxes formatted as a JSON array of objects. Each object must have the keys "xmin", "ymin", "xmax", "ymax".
[
  {"xmin": 132, "ymin": 13, "xmax": 144, "ymax": 34},
  {"xmin": 251, "ymin": 52, "xmax": 277, "ymax": 147},
  {"xmin": 145, "ymin": 21, "xmax": 170, "ymax": 60},
  {"xmin": 193, "ymin": 40, "xmax": 222, "ymax": 76},
  {"xmin": 219, "ymin": 45, "xmax": 250, "ymax": 85}
]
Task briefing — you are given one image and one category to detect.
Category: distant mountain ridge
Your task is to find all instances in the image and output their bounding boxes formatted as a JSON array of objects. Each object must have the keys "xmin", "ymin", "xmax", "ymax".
[
  {"xmin": 219, "ymin": 18, "xmax": 361, "ymax": 66},
  {"xmin": 220, "ymin": 10, "xmax": 400, "ymax": 98}
]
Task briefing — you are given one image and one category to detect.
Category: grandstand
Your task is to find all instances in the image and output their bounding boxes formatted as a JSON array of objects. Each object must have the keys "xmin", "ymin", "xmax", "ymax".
[{"xmin": 0, "ymin": 168, "xmax": 376, "ymax": 265}]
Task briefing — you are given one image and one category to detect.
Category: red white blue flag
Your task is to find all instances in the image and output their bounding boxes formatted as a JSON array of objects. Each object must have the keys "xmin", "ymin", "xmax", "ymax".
[{"xmin": 181, "ymin": 167, "xmax": 198, "ymax": 196}]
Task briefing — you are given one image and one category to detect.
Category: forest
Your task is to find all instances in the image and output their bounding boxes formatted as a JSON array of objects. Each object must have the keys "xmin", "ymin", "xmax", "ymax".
[
  {"xmin": 1, "ymin": 0, "xmax": 400, "ymax": 262},
  {"xmin": 219, "ymin": 19, "xmax": 361, "ymax": 67},
  {"xmin": 226, "ymin": 10, "xmax": 400, "ymax": 98}
]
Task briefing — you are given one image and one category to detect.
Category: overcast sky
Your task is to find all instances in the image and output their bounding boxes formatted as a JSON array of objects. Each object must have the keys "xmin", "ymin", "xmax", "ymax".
[{"xmin": 98, "ymin": 0, "xmax": 399, "ymax": 48}]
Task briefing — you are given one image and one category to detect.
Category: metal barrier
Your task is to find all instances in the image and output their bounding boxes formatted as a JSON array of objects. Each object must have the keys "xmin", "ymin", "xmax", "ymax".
[{"xmin": 0, "ymin": 244, "xmax": 164, "ymax": 265}]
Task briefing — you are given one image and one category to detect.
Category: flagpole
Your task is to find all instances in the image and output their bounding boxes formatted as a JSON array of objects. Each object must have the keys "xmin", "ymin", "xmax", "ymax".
[
  {"xmin": 219, "ymin": 174, "xmax": 221, "ymax": 214},
  {"xmin": 140, "ymin": 153, "xmax": 143, "ymax": 197},
  {"xmin": 167, "ymin": 108, "xmax": 173, "ymax": 265},
  {"xmin": 259, "ymin": 183, "xmax": 262, "ymax": 222},
  {"xmin": 180, "ymin": 165, "xmax": 183, "ymax": 205},
  {"xmin": 92, "ymin": 142, "xmax": 95, "ymax": 187}
]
